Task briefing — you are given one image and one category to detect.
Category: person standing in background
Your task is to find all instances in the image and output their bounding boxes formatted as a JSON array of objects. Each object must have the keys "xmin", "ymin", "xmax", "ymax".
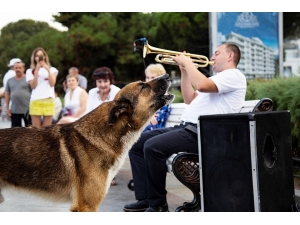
[
  {"xmin": 5, "ymin": 60, "xmax": 31, "ymax": 127},
  {"xmin": 3, "ymin": 58, "xmax": 22, "ymax": 89},
  {"xmin": 1, "ymin": 58, "xmax": 22, "ymax": 120},
  {"xmin": 0, "ymin": 87, "xmax": 5, "ymax": 121},
  {"xmin": 26, "ymin": 47, "xmax": 58, "ymax": 128}
]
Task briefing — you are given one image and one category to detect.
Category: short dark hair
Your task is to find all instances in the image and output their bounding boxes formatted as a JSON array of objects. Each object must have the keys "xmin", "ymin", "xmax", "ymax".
[
  {"xmin": 92, "ymin": 67, "xmax": 115, "ymax": 85},
  {"xmin": 224, "ymin": 43, "xmax": 241, "ymax": 66}
]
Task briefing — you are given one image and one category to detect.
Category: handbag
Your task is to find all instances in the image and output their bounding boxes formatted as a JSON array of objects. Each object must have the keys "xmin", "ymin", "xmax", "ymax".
[{"xmin": 24, "ymin": 110, "xmax": 32, "ymax": 125}]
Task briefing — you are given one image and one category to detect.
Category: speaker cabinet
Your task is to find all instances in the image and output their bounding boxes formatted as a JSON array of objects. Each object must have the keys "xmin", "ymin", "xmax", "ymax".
[{"xmin": 198, "ymin": 111, "xmax": 295, "ymax": 212}]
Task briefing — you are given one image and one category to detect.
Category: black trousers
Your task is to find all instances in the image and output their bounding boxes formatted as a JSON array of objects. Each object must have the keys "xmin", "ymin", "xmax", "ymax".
[
  {"xmin": 129, "ymin": 124, "xmax": 198, "ymax": 207},
  {"xmin": 11, "ymin": 113, "xmax": 31, "ymax": 127}
]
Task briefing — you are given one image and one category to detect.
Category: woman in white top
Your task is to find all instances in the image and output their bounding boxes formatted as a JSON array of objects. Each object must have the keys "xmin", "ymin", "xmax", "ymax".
[
  {"xmin": 86, "ymin": 66, "xmax": 120, "ymax": 186},
  {"xmin": 26, "ymin": 47, "xmax": 58, "ymax": 127},
  {"xmin": 86, "ymin": 67, "xmax": 120, "ymax": 114},
  {"xmin": 57, "ymin": 74, "xmax": 88, "ymax": 124}
]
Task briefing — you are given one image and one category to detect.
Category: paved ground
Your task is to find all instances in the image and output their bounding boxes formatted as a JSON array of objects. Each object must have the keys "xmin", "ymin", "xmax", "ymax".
[
  {"xmin": 0, "ymin": 157, "xmax": 193, "ymax": 212},
  {"xmin": 0, "ymin": 119, "xmax": 299, "ymax": 212}
]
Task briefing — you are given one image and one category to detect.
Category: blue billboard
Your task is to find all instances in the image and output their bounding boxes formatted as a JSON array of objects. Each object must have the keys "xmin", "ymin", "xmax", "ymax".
[{"xmin": 210, "ymin": 12, "xmax": 283, "ymax": 79}]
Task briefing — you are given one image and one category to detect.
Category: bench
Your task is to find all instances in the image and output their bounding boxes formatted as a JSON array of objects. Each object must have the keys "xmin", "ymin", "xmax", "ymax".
[
  {"xmin": 166, "ymin": 98, "xmax": 274, "ymax": 173},
  {"xmin": 167, "ymin": 98, "xmax": 274, "ymax": 212},
  {"xmin": 127, "ymin": 98, "xmax": 274, "ymax": 211}
]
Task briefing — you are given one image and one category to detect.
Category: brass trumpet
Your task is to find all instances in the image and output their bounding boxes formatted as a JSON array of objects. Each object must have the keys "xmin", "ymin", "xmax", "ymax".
[{"xmin": 133, "ymin": 38, "xmax": 214, "ymax": 68}]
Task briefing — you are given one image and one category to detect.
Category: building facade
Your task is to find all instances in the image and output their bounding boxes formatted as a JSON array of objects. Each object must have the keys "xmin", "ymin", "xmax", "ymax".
[
  {"xmin": 283, "ymin": 39, "xmax": 300, "ymax": 77},
  {"xmin": 224, "ymin": 32, "xmax": 276, "ymax": 80}
]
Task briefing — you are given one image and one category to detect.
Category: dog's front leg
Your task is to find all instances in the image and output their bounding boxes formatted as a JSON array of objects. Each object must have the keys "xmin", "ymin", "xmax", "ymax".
[
  {"xmin": 70, "ymin": 177, "xmax": 106, "ymax": 212},
  {"xmin": 70, "ymin": 198, "xmax": 102, "ymax": 212},
  {"xmin": 0, "ymin": 188, "xmax": 4, "ymax": 203},
  {"xmin": 70, "ymin": 194, "xmax": 103, "ymax": 212}
]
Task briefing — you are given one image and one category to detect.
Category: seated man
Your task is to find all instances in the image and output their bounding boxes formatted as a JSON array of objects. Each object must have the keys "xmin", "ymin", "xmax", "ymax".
[{"xmin": 123, "ymin": 43, "xmax": 247, "ymax": 212}]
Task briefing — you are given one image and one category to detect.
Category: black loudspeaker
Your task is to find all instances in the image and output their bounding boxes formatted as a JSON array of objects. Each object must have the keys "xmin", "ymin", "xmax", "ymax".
[{"xmin": 198, "ymin": 111, "xmax": 295, "ymax": 212}]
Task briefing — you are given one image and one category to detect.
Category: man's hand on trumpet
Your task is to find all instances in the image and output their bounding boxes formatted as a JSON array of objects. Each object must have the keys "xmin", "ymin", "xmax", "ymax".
[{"xmin": 172, "ymin": 51, "xmax": 192, "ymax": 70}]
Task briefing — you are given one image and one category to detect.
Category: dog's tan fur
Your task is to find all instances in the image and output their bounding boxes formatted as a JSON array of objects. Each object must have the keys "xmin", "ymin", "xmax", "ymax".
[{"xmin": 0, "ymin": 74, "xmax": 174, "ymax": 212}]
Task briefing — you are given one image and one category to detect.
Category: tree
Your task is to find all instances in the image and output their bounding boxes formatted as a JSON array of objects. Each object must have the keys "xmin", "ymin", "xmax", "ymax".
[
  {"xmin": 2, "ymin": 13, "xmax": 258, "ymax": 89},
  {"xmin": 0, "ymin": 19, "xmax": 72, "ymax": 91},
  {"xmin": 0, "ymin": 19, "xmax": 52, "ymax": 74},
  {"xmin": 284, "ymin": 12, "xmax": 300, "ymax": 39},
  {"xmin": 53, "ymin": 12, "xmax": 153, "ymax": 87},
  {"xmin": 53, "ymin": 12, "xmax": 99, "ymax": 28},
  {"xmin": 146, "ymin": 12, "xmax": 210, "ymax": 77}
]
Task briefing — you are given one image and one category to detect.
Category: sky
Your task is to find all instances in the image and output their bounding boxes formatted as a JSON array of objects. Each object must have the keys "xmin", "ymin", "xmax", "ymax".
[
  {"xmin": 0, "ymin": 12, "xmax": 67, "ymax": 32},
  {"xmin": 0, "ymin": 1, "xmax": 295, "ymax": 33}
]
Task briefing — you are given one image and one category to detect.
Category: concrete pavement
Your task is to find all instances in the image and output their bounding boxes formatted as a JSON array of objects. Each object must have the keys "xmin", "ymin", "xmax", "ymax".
[{"xmin": 0, "ymin": 155, "xmax": 193, "ymax": 212}]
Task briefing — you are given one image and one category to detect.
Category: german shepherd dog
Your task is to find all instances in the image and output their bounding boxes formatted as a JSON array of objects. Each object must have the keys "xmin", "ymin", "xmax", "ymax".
[{"xmin": 0, "ymin": 74, "xmax": 174, "ymax": 212}]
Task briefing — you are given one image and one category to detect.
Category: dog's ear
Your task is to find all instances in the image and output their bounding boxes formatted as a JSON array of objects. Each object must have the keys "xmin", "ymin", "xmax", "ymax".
[{"xmin": 108, "ymin": 100, "xmax": 132, "ymax": 125}]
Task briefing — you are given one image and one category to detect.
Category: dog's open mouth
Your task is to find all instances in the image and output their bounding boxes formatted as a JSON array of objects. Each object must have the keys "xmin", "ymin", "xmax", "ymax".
[
  {"xmin": 158, "ymin": 75, "xmax": 175, "ymax": 104},
  {"xmin": 162, "ymin": 80, "xmax": 174, "ymax": 101},
  {"xmin": 162, "ymin": 93, "xmax": 175, "ymax": 104},
  {"xmin": 146, "ymin": 73, "xmax": 175, "ymax": 106}
]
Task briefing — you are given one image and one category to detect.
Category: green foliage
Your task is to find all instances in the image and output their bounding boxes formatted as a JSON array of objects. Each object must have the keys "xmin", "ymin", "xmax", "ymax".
[
  {"xmin": 0, "ymin": 19, "xmax": 53, "ymax": 73},
  {"xmin": 0, "ymin": 12, "xmax": 210, "ymax": 91},
  {"xmin": 53, "ymin": 12, "xmax": 99, "ymax": 28},
  {"xmin": 284, "ymin": 12, "xmax": 300, "ymax": 38},
  {"xmin": 246, "ymin": 77, "xmax": 300, "ymax": 157},
  {"xmin": 0, "ymin": 19, "xmax": 69, "ymax": 88},
  {"xmin": 148, "ymin": 12, "xmax": 209, "ymax": 54},
  {"xmin": 169, "ymin": 88, "xmax": 183, "ymax": 103}
]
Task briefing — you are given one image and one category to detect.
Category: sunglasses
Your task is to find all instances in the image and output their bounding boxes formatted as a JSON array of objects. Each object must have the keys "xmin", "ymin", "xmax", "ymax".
[{"xmin": 93, "ymin": 71, "xmax": 109, "ymax": 76}]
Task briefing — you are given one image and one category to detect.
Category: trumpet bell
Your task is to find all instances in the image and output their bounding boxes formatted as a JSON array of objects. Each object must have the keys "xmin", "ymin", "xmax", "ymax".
[{"xmin": 133, "ymin": 38, "xmax": 214, "ymax": 68}]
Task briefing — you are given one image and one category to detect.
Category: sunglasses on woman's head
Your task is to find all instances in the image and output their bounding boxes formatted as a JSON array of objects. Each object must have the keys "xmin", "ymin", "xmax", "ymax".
[{"xmin": 93, "ymin": 71, "xmax": 109, "ymax": 76}]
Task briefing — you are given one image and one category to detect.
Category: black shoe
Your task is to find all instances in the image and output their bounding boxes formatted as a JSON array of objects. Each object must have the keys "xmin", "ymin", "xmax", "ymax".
[
  {"xmin": 123, "ymin": 199, "xmax": 149, "ymax": 212},
  {"xmin": 145, "ymin": 203, "xmax": 169, "ymax": 212}
]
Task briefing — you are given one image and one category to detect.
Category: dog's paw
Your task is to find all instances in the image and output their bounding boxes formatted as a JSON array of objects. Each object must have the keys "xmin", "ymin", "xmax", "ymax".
[{"xmin": 0, "ymin": 194, "xmax": 4, "ymax": 203}]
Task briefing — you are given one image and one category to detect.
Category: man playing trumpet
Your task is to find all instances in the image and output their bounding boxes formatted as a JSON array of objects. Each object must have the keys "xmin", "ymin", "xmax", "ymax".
[{"xmin": 124, "ymin": 43, "xmax": 247, "ymax": 212}]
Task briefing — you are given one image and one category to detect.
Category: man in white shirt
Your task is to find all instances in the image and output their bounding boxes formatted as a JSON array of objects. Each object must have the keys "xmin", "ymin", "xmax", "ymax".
[
  {"xmin": 1, "ymin": 58, "xmax": 22, "ymax": 120},
  {"xmin": 123, "ymin": 43, "xmax": 247, "ymax": 212},
  {"xmin": 3, "ymin": 58, "xmax": 22, "ymax": 89}
]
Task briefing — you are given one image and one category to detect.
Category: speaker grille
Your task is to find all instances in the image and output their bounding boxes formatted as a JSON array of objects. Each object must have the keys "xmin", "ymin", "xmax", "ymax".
[
  {"xmin": 200, "ymin": 117, "xmax": 254, "ymax": 212},
  {"xmin": 207, "ymin": 161, "xmax": 254, "ymax": 211}
]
